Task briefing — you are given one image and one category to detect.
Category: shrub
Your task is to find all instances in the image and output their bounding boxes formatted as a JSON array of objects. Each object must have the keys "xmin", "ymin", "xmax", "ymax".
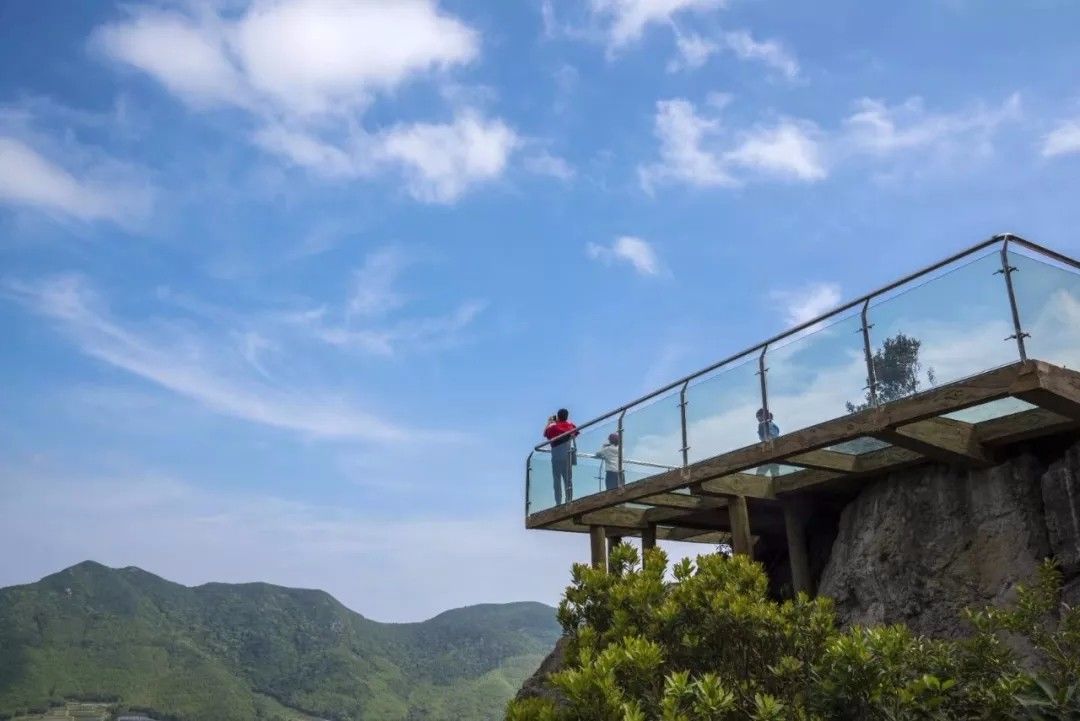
[{"xmin": 507, "ymin": 545, "xmax": 1078, "ymax": 721}]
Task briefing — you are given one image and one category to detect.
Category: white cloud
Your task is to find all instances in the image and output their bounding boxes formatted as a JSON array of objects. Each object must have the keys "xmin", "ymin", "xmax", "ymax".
[
  {"xmin": 1041, "ymin": 120, "xmax": 1080, "ymax": 158},
  {"xmin": 667, "ymin": 29, "xmax": 799, "ymax": 79},
  {"xmin": 94, "ymin": 9, "xmax": 246, "ymax": 109},
  {"xmin": 523, "ymin": 151, "xmax": 576, "ymax": 181},
  {"xmin": 589, "ymin": 0, "xmax": 726, "ymax": 49},
  {"xmin": 3, "ymin": 275, "xmax": 414, "ymax": 442},
  {"xmin": 95, "ymin": 1, "xmax": 516, "ymax": 203},
  {"xmin": 667, "ymin": 32, "xmax": 719, "ymax": 72},
  {"xmin": 236, "ymin": 0, "xmax": 476, "ymax": 116},
  {"xmin": 586, "ymin": 236, "xmax": 662, "ymax": 276},
  {"xmin": 347, "ymin": 248, "xmax": 409, "ymax": 319},
  {"xmin": 727, "ymin": 120, "xmax": 825, "ymax": 181},
  {"xmin": 639, "ymin": 98, "xmax": 735, "ymax": 190},
  {"xmin": 720, "ymin": 30, "xmax": 799, "ymax": 80},
  {"xmin": 639, "ymin": 98, "xmax": 824, "ymax": 190},
  {"xmin": 641, "ymin": 93, "xmax": 1023, "ymax": 193},
  {"xmin": 0, "ymin": 136, "xmax": 148, "ymax": 225},
  {"xmin": 285, "ymin": 246, "xmax": 487, "ymax": 356},
  {"xmin": 379, "ymin": 113, "xmax": 519, "ymax": 203},
  {"xmin": 770, "ymin": 282, "xmax": 842, "ymax": 326},
  {"xmin": 840, "ymin": 93, "xmax": 1021, "ymax": 157},
  {"xmin": 96, "ymin": 0, "xmax": 478, "ymax": 118}
]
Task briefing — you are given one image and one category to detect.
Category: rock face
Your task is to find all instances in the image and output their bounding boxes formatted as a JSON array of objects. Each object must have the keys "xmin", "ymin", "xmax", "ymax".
[
  {"xmin": 818, "ymin": 435, "xmax": 1080, "ymax": 635},
  {"xmin": 515, "ymin": 635, "xmax": 569, "ymax": 704}
]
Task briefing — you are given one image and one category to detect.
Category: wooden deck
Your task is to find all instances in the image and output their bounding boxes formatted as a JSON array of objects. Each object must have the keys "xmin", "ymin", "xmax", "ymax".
[{"xmin": 526, "ymin": 360, "xmax": 1080, "ymax": 583}]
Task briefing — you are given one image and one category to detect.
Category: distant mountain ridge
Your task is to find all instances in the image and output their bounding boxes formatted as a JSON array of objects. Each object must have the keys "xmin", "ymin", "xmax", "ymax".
[{"xmin": 0, "ymin": 561, "xmax": 559, "ymax": 721}]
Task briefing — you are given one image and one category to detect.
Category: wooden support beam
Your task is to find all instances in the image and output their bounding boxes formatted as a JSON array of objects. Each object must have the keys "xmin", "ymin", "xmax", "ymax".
[
  {"xmin": 578, "ymin": 504, "xmax": 700, "ymax": 529},
  {"xmin": 1014, "ymin": 388, "xmax": 1080, "ymax": 423},
  {"xmin": 873, "ymin": 416, "xmax": 991, "ymax": 466},
  {"xmin": 692, "ymin": 473, "xmax": 775, "ymax": 499},
  {"xmin": 641, "ymin": 524, "xmax": 657, "ymax": 552},
  {"xmin": 590, "ymin": 526, "xmax": 607, "ymax": 570},
  {"xmin": 977, "ymin": 407, "xmax": 1077, "ymax": 445},
  {"xmin": 784, "ymin": 449, "xmax": 858, "ymax": 472},
  {"xmin": 656, "ymin": 527, "xmax": 727, "ymax": 544},
  {"xmin": 660, "ymin": 527, "xmax": 728, "ymax": 543},
  {"xmin": 728, "ymin": 496, "xmax": 753, "ymax": 557},
  {"xmin": 637, "ymin": 492, "xmax": 728, "ymax": 510},
  {"xmin": 773, "ymin": 469, "xmax": 845, "ymax": 494},
  {"xmin": 782, "ymin": 500, "xmax": 813, "ymax": 596}
]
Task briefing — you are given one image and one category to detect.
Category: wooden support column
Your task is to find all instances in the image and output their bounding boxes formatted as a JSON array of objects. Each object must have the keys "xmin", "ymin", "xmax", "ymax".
[
  {"xmin": 641, "ymin": 524, "xmax": 657, "ymax": 553},
  {"xmin": 590, "ymin": 525, "xmax": 607, "ymax": 570},
  {"xmin": 728, "ymin": 496, "xmax": 753, "ymax": 557},
  {"xmin": 782, "ymin": 500, "xmax": 813, "ymax": 596}
]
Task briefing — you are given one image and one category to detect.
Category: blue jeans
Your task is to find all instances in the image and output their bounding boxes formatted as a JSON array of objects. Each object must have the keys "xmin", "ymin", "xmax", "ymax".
[{"xmin": 552, "ymin": 455, "xmax": 573, "ymax": 504}]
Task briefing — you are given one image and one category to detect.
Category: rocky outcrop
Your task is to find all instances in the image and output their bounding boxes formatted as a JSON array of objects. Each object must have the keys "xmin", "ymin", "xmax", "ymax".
[
  {"xmin": 818, "ymin": 436, "xmax": 1080, "ymax": 635},
  {"xmin": 515, "ymin": 635, "xmax": 569, "ymax": 704}
]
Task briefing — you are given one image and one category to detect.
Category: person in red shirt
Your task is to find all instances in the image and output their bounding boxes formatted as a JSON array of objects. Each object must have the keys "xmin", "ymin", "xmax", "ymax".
[{"xmin": 544, "ymin": 408, "xmax": 578, "ymax": 504}]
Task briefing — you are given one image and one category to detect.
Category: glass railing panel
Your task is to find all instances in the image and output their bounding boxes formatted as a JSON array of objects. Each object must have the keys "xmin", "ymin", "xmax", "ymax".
[
  {"xmin": 767, "ymin": 311, "xmax": 867, "ymax": 434},
  {"xmin": 572, "ymin": 417, "xmax": 621, "ymax": 498},
  {"xmin": 527, "ymin": 451, "xmax": 555, "ymax": 514},
  {"xmin": 621, "ymin": 392, "xmax": 684, "ymax": 472},
  {"xmin": 865, "ymin": 252, "xmax": 1018, "ymax": 404},
  {"xmin": 685, "ymin": 355, "xmax": 762, "ymax": 464},
  {"xmin": 1010, "ymin": 252, "xmax": 1080, "ymax": 370}
]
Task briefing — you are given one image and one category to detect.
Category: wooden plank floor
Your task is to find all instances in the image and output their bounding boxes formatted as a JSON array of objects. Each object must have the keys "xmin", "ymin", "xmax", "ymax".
[{"xmin": 526, "ymin": 360, "xmax": 1080, "ymax": 542}]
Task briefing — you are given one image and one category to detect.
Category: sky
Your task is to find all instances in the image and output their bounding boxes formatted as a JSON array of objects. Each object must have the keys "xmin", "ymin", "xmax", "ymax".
[{"xmin": 3, "ymin": 0, "xmax": 1080, "ymax": 622}]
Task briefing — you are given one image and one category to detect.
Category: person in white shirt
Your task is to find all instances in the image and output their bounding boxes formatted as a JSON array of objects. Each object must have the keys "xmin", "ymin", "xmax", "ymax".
[{"xmin": 597, "ymin": 433, "xmax": 624, "ymax": 490}]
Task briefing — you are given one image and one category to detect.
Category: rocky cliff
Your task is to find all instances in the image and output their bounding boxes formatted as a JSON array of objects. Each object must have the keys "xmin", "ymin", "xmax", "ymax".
[{"xmin": 818, "ymin": 434, "xmax": 1080, "ymax": 636}]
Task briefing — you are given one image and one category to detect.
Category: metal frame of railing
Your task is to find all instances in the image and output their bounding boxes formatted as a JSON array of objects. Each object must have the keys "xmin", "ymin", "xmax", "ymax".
[{"xmin": 525, "ymin": 233, "xmax": 1080, "ymax": 517}]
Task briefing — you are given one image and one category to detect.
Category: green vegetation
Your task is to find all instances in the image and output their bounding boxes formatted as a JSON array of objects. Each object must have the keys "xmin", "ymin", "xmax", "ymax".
[
  {"xmin": 846, "ymin": 332, "xmax": 937, "ymax": 413},
  {"xmin": 507, "ymin": 545, "xmax": 1080, "ymax": 721},
  {"xmin": 0, "ymin": 561, "xmax": 559, "ymax": 721}
]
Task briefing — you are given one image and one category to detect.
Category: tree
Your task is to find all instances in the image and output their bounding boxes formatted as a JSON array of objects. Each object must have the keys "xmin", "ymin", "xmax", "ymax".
[
  {"xmin": 847, "ymin": 333, "xmax": 936, "ymax": 413},
  {"xmin": 506, "ymin": 546, "xmax": 1080, "ymax": 721}
]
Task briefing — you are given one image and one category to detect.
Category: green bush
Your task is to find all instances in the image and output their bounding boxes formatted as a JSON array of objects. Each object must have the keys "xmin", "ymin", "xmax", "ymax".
[{"xmin": 507, "ymin": 545, "xmax": 1079, "ymax": 721}]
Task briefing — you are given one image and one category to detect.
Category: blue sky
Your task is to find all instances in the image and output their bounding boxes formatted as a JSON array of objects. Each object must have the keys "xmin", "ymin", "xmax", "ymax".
[{"xmin": 3, "ymin": 0, "xmax": 1080, "ymax": 621}]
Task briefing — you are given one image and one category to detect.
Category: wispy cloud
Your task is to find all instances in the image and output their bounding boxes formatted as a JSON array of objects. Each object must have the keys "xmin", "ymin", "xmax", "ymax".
[
  {"xmin": 1041, "ymin": 120, "xmax": 1080, "ymax": 158},
  {"xmin": 94, "ymin": 1, "xmax": 519, "ymax": 203},
  {"xmin": 286, "ymin": 246, "xmax": 487, "ymax": 356},
  {"xmin": 523, "ymin": 151, "xmax": 576, "ymax": 181},
  {"xmin": 840, "ymin": 94, "xmax": 1021, "ymax": 158},
  {"xmin": 668, "ymin": 30, "xmax": 799, "ymax": 79},
  {"xmin": 720, "ymin": 30, "xmax": 800, "ymax": 80},
  {"xmin": 771, "ymin": 282, "xmax": 842, "ymax": 326},
  {"xmin": 2, "ymin": 274, "xmax": 414, "ymax": 442},
  {"xmin": 589, "ymin": 0, "xmax": 726, "ymax": 50},
  {"xmin": 639, "ymin": 97, "xmax": 824, "ymax": 191},
  {"xmin": 641, "ymin": 92, "xmax": 1021, "ymax": 193},
  {"xmin": 0, "ymin": 135, "xmax": 149, "ymax": 226},
  {"xmin": 586, "ymin": 236, "xmax": 663, "ymax": 276}
]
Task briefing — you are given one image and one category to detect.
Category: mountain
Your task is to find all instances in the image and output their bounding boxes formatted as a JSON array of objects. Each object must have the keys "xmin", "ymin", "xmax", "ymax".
[{"xmin": 0, "ymin": 562, "xmax": 560, "ymax": 721}]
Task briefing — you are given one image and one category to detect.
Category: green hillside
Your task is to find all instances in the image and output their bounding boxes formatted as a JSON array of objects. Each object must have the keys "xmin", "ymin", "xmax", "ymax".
[{"xmin": 0, "ymin": 562, "xmax": 559, "ymax": 721}]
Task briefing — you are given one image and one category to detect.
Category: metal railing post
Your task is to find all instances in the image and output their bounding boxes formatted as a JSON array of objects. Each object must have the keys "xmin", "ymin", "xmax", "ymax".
[
  {"xmin": 617, "ymin": 409, "xmax": 626, "ymax": 476},
  {"xmin": 860, "ymin": 298, "xmax": 879, "ymax": 407},
  {"xmin": 757, "ymin": 345, "xmax": 770, "ymax": 428},
  {"xmin": 678, "ymin": 381, "xmax": 690, "ymax": 471},
  {"xmin": 525, "ymin": 451, "xmax": 533, "ymax": 515},
  {"xmin": 996, "ymin": 236, "xmax": 1030, "ymax": 362}
]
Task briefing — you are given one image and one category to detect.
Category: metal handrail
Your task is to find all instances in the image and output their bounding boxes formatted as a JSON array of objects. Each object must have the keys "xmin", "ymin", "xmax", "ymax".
[
  {"xmin": 533, "ymin": 233, "xmax": 1075, "ymax": 451},
  {"xmin": 533, "ymin": 447, "xmax": 676, "ymax": 471}
]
